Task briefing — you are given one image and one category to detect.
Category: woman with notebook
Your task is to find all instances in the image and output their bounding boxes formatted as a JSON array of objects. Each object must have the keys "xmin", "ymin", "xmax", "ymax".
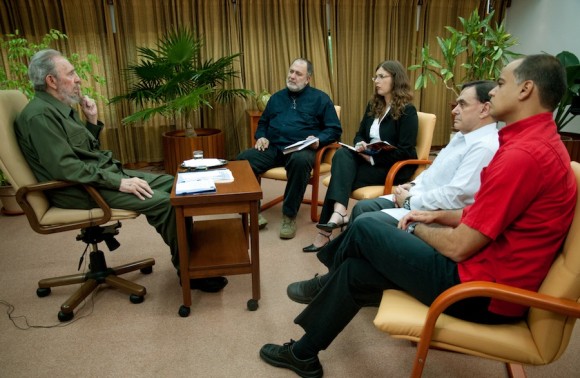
[{"xmin": 303, "ymin": 60, "xmax": 418, "ymax": 252}]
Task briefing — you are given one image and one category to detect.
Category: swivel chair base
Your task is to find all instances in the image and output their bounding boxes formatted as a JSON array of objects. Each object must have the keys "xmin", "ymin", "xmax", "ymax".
[{"xmin": 36, "ymin": 223, "xmax": 156, "ymax": 322}]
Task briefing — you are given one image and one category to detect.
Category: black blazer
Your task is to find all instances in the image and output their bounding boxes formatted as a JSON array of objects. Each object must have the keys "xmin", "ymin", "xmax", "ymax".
[{"xmin": 353, "ymin": 103, "xmax": 418, "ymax": 170}]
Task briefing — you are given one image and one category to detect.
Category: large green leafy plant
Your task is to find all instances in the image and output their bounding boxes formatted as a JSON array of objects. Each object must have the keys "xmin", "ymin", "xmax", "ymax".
[
  {"xmin": 0, "ymin": 29, "xmax": 106, "ymax": 186},
  {"xmin": 554, "ymin": 50, "xmax": 580, "ymax": 131},
  {"xmin": 0, "ymin": 29, "xmax": 106, "ymax": 100},
  {"xmin": 111, "ymin": 28, "xmax": 253, "ymax": 136},
  {"xmin": 410, "ymin": 10, "xmax": 520, "ymax": 96}
]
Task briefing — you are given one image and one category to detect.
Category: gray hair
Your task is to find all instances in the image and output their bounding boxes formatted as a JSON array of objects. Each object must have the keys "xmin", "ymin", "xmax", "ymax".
[
  {"xmin": 28, "ymin": 49, "xmax": 63, "ymax": 92},
  {"xmin": 292, "ymin": 58, "xmax": 313, "ymax": 77}
]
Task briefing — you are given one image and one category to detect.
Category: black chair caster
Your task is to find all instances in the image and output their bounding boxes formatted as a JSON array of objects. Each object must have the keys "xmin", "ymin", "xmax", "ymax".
[
  {"xmin": 58, "ymin": 311, "xmax": 74, "ymax": 322},
  {"xmin": 130, "ymin": 294, "xmax": 144, "ymax": 304},
  {"xmin": 37, "ymin": 287, "xmax": 51, "ymax": 297},
  {"xmin": 179, "ymin": 305, "xmax": 190, "ymax": 317},
  {"xmin": 247, "ymin": 299, "xmax": 259, "ymax": 311}
]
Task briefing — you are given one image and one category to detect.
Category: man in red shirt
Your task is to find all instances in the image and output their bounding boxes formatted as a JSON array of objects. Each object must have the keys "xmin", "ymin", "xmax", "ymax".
[{"xmin": 259, "ymin": 54, "xmax": 577, "ymax": 378}]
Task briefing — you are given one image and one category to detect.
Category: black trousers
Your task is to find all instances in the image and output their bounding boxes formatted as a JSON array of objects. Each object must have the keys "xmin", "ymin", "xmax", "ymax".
[
  {"xmin": 237, "ymin": 146, "xmax": 315, "ymax": 217},
  {"xmin": 320, "ymin": 148, "xmax": 389, "ymax": 223},
  {"xmin": 294, "ymin": 212, "xmax": 519, "ymax": 351},
  {"xmin": 351, "ymin": 197, "xmax": 397, "ymax": 222}
]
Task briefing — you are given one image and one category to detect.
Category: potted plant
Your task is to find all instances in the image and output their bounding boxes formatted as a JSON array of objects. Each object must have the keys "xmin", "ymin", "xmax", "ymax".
[
  {"xmin": 409, "ymin": 9, "xmax": 520, "ymax": 97},
  {"xmin": 110, "ymin": 28, "xmax": 254, "ymax": 174},
  {"xmin": 555, "ymin": 50, "xmax": 580, "ymax": 162},
  {"xmin": 1, "ymin": 29, "xmax": 105, "ymax": 214},
  {"xmin": 0, "ymin": 29, "xmax": 106, "ymax": 101},
  {"xmin": 0, "ymin": 167, "xmax": 23, "ymax": 215},
  {"xmin": 555, "ymin": 51, "xmax": 580, "ymax": 130}
]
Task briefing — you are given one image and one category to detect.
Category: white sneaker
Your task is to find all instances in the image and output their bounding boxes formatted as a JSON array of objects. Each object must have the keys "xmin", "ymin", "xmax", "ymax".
[
  {"xmin": 279, "ymin": 215, "xmax": 297, "ymax": 239},
  {"xmin": 258, "ymin": 214, "xmax": 268, "ymax": 230}
]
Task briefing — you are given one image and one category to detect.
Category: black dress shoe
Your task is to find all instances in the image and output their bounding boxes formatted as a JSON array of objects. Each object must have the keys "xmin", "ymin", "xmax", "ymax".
[
  {"xmin": 287, "ymin": 274, "xmax": 323, "ymax": 304},
  {"xmin": 302, "ymin": 244, "xmax": 323, "ymax": 253},
  {"xmin": 260, "ymin": 340, "xmax": 323, "ymax": 378},
  {"xmin": 302, "ymin": 232, "xmax": 330, "ymax": 253},
  {"xmin": 316, "ymin": 211, "xmax": 348, "ymax": 232},
  {"xmin": 189, "ymin": 277, "xmax": 228, "ymax": 292}
]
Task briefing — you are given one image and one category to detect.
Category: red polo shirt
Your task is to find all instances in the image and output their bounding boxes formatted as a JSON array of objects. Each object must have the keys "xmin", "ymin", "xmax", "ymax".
[{"xmin": 458, "ymin": 112, "xmax": 577, "ymax": 317}]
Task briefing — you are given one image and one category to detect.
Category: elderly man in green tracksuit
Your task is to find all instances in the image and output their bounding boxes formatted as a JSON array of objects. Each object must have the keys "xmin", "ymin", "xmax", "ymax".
[{"xmin": 15, "ymin": 49, "xmax": 226, "ymax": 293}]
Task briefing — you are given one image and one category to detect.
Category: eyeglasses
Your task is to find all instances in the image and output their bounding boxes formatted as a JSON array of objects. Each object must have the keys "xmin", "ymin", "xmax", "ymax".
[{"xmin": 371, "ymin": 74, "xmax": 392, "ymax": 82}]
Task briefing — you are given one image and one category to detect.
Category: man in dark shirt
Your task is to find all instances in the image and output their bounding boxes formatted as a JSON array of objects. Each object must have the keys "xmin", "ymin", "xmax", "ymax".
[
  {"xmin": 237, "ymin": 58, "xmax": 342, "ymax": 239},
  {"xmin": 15, "ymin": 49, "xmax": 226, "ymax": 293}
]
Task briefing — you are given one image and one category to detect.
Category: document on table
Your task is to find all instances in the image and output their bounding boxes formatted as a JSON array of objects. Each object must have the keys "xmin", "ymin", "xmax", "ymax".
[
  {"xmin": 178, "ymin": 169, "xmax": 234, "ymax": 183},
  {"xmin": 182, "ymin": 158, "xmax": 228, "ymax": 169},
  {"xmin": 175, "ymin": 169, "xmax": 234, "ymax": 195},
  {"xmin": 175, "ymin": 176, "xmax": 216, "ymax": 195}
]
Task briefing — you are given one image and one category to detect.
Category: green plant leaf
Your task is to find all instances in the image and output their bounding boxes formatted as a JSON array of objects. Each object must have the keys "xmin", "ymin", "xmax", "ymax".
[
  {"xmin": 407, "ymin": 8, "xmax": 519, "ymax": 96},
  {"xmin": 112, "ymin": 27, "xmax": 252, "ymax": 127}
]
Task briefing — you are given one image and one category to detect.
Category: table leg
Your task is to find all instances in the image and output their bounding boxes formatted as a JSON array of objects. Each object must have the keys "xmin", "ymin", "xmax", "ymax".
[
  {"xmin": 176, "ymin": 206, "xmax": 192, "ymax": 317},
  {"xmin": 250, "ymin": 200, "xmax": 260, "ymax": 304}
]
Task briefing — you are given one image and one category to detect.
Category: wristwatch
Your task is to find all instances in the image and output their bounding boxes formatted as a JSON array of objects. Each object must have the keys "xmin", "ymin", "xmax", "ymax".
[
  {"xmin": 406, "ymin": 222, "xmax": 418, "ymax": 234},
  {"xmin": 403, "ymin": 196, "xmax": 412, "ymax": 210}
]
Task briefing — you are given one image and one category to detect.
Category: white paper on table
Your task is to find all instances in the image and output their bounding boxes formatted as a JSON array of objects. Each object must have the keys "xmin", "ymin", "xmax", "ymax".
[
  {"xmin": 175, "ymin": 175, "xmax": 216, "ymax": 195},
  {"xmin": 177, "ymin": 169, "xmax": 234, "ymax": 183},
  {"xmin": 182, "ymin": 158, "xmax": 226, "ymax": 169}
]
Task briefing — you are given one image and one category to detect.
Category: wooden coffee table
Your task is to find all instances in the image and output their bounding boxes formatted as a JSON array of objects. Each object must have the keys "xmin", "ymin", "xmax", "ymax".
[{"xmin": 170, "ymin": 160, "xmax": 263, "ymax": 317}]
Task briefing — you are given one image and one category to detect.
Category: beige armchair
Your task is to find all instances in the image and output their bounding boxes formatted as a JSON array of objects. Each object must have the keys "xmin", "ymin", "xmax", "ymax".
[
  {"xmin": 322, "ymin": 111, "xmax": 436, "ymax": 199},
  {"xmin": 0, "ymin": 90, "xmax": 155, "ymax": 322},
  {"xmin": 260, "ymin": 106, "xmax": 341, "ymax": 222},
  {"xmin": 374, "ymin": 161, "xmax": 580, "ymax": 377}
]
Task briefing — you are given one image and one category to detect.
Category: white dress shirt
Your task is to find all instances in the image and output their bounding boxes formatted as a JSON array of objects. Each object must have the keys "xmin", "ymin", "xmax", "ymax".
[{"xmin": 407, "ymin": 123, "xmax": 499, "ymax": 210}]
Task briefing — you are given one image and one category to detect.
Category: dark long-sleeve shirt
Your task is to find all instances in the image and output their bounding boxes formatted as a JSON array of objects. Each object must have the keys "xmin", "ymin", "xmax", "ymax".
[{"xmin": 255, "ymin": 85, "xmax": 342, "ymax": 149}]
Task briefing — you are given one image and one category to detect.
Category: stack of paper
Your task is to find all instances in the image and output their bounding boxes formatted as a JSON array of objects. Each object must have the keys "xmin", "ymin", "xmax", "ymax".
[
  {"xmin": 175, "ymin": 169, "xmax": 234, "ymax": 195},
  {"xmin": 178, "ymin": 169, "xmax": 234, "ymax": 183},
  {"xmin": 175, "ymin": 177, "xmax": 216, "ymax": 195},
  {"xmin": 182, "ymin": 158, "xmax": 227, "ymax": 169}
]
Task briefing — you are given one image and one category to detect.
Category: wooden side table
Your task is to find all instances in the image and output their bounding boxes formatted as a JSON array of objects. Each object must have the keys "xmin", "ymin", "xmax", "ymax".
[
  {"xmin": 246, "ymin": 110, "xmax": 262, "ymax": 148},
  {"xmin": 170, "ymin": 160, "xmax": 263, "ymax": 317}
]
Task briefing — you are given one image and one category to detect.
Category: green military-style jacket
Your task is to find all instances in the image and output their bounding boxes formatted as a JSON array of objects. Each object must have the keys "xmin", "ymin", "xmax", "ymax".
[{"xmin": 15, "ymin": 91, "xmax": 127, "ymax": 208}]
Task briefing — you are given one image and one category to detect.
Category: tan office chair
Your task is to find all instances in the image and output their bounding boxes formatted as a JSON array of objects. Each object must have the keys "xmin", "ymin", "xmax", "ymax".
[
  {"xmin": 0, "ymin": 90, "xmax": 155, "ymax": 322},
  {"xmin": 374, "ymin": 161, "xmax": 580, "ymax": 378},
  {"xmin": 260, "ymin": 106, "xmax": 341, "ymax": 222},
  {"xmin": 322, "ymin": 111, "xmax": 436, "ymax": 200}
]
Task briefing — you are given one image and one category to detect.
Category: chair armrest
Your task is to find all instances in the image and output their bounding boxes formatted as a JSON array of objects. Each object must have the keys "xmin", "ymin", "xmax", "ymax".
[
  {"xmin": 312, "ymin": 142, "xmax": 340, "ymax": 178},
  {"xmin": 411, "ymin": 281, "xmax": 580, "ymax": 377},
  {"xmin": 383, "ymin": 159, "xmax": 433, "ymax": 195},
  {"xmin": 16, "ymin": 180, "xmax": 113, "ymax": 234}
]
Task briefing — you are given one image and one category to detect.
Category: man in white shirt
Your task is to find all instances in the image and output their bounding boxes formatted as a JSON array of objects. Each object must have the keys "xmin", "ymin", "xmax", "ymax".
[{"xmin": 350, "ymin": 80, "xmax": 499, "ymax": 223}]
